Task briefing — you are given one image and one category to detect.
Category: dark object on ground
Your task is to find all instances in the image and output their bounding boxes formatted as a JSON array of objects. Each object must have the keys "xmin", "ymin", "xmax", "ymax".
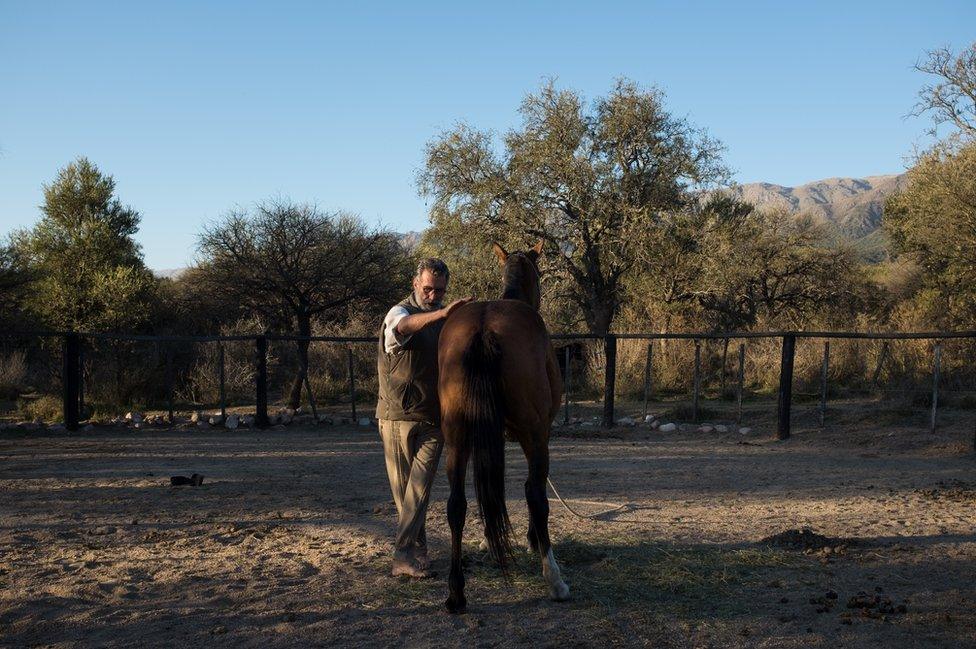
[
  {"xmin": 760, "ymin": 527, "xmax": 852, "ymax": 551},
  {"xmin": 170, "ymin": 474, "xmax": 204, "ymax": 486}
]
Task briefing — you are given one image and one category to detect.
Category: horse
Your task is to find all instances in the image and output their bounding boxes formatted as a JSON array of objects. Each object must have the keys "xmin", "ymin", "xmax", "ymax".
[{"xmin": 437, "ymin": 240, "xmax": 570, "ymax": 614}]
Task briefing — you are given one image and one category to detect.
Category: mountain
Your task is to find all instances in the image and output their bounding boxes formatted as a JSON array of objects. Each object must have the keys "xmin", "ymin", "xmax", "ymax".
[{"xmin": 730, "ymin": 174, "xmax": 908, "ymax": 262}]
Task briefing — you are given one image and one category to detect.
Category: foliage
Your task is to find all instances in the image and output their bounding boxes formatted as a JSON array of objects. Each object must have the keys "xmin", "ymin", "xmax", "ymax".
[
  {"xmin": 912, "ymin": 42, "xmax": 976, "ymax": 140},
  {"xmin": 884, "ymin": 141, "xmax": 976, "ymax": 328},
  {"xmin": 12, "ymin": 158, "xmax": 156, "ymax": 332},
  {"xmin": 195, "ymin": 198, "xmax": 411, "ymax": 407},
  {"xmin": 420, "ymin": 78, "xmax": 728, "ymax": 334}
]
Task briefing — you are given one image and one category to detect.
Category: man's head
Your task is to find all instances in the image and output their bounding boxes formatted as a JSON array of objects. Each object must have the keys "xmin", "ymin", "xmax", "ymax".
[{"xmin": 412, "ymin": 258, "xmax": 449, "ymax": 311}]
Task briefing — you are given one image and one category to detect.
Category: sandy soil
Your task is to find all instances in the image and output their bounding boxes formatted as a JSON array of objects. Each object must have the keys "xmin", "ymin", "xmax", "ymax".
[{"xmin": 1, "ymin": 404, "xmax": 975, "ymax": 648}]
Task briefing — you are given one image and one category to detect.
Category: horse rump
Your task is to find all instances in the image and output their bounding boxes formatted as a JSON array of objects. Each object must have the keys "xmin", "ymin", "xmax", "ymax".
[{"xmin": 461, "ymin": 328, "xmax": 514, "ymax": 568}]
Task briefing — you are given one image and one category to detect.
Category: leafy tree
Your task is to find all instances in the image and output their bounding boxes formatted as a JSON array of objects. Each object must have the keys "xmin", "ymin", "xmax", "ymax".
[
  {"xmin": 13, "ymin": 158, "xmax": 156, "ymax": 332},
  {"xmin": 0, "ymin": 241, "xmax": 35, "ymax": 328},
  {"xmin": 884, "ymin": 142, "xmax": 976, "ymax": 327},
  {"xmin": 911, "ymin": 42, "xmax": 976, "ymax": 140},
  {"xmin": 196, "ymin": 198, "xmax": 410, "ymax": 409},
  {"xmin": 419, "ymin": 79, "xmax": 727, "ymax": 334}
]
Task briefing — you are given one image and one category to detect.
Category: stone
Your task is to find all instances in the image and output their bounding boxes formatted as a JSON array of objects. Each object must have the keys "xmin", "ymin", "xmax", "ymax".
[
  {"xmin": 279, "ymin": 413, "xmax": 293, "ymax": 425},
  {"xmin": 715, "ymin": 425, "xmax": 728, "ymax": 433},
  {"xmin": 225, "ymin": 414, "xmax": 240, "ymax": 430},
  {"xmin": 699, "ymin": 425, "xmax": 714, "ymax": 433},
  {"xmin": 617, "ymin": 417, "xmax": 635, "ymax": 426},
  {"xmin": 644, "ymin": 414, "xmax": 656, "ymax": 423},
  {"xmin": 357, "ymin": 417, "xmax": 372, "ymax": 427},
  {"xmin": 317, "ymin": 415, "xmax": 333, "ymax": 425},
  {"xmin": 196, "ymin": 422, "xmax": 208, "ymax": 428},
  {"xmin": 650, "ymin": 420, "xmax": 660, "ymax": 430},
  {"xmin": 659, "ymin": 423, "xmax": 677, "ymax": 433},
  {"xmin": 208, "ymin": 415, "xmax": 224, "ymax": 426},
  {"xmin": 739, "ymin": 427, "xmax": 752, "ymax": 435},
  {"xmin": 284, "ymin": 408, "xmax": 296, "ymax": 417},
  {"xmin": 242, "ymin": 415, "xmax": 255, "ymax": 428}
]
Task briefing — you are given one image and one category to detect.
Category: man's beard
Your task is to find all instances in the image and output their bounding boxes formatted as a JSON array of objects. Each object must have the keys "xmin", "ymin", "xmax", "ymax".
[{"xmin": 416, "ymin": 291, "xmax": 442, "ymax": 311}]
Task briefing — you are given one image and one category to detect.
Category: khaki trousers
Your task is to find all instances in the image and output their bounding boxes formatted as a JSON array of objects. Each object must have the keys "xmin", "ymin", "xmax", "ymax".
[{"xmin": 378, "ymin": 419, "xmax": 444, "ymax": 559}]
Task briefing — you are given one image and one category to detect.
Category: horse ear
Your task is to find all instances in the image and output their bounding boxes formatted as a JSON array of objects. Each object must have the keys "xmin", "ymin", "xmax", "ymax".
[
  {"xmin": 530, "ymin": 239, "xmax": 544, "ymax": 258},
  {"xmin": 492, "ymin": 242, "xmax": 508, "ymax": 266}
]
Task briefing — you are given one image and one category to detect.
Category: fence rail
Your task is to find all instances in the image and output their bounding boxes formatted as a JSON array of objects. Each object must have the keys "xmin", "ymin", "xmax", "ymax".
[{"xmin": 3, "ymin": 329, "xmax": 974, "ymax": 435}]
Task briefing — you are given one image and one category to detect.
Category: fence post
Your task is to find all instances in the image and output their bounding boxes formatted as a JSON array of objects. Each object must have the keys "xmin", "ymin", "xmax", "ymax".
[
  {"xmin": 218, "ymin": 343, "xmax": 226, "ymax": 420},
  {"xmin": 347, "ymin": 346, "xmax": 357, "ymax": 422},
  {"xmin": 255, "ymin": 335, "xmax": 269, "ymax": 428},
  {"xmin": 563, "ymin": 345, "xmax": 571, "ymax": 425},
  {"xmin": 930, "ymin": 343, "xmax": 942, "ymax": 433},
  {"xmin": 776, "ymin": 334, "xmax": 796, "ymax": 440},
  {"xmin": 642, "ymin": 342, "xmax": 653, "ymax": 420},
  {"xmin": 736, "ymin": 343, "xmax": 745, "ymax": 425},
  {"xmin": 165, "ymin": 344, "xmax": 175, "ymax": 423},
  {"xmin": 78, "ymin": 342, "xmax": 85, "ymax": 421},
  {"xmin": 819, "ymin": 341, "xmax": 830, "ymax": 428},
  {"xmin": 602, "ymin": 334, "xmax": 617, "ymax": 428},
  {"xmin": 692, "ymin": 340, "xmax": 702, "ymax": 424},
  {"xmin": 62, "ymin": 333, "xmax": 80, "ymax": 431}
]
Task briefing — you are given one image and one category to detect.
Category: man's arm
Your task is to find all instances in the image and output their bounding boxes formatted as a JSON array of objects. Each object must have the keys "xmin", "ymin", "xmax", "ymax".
[{"xmin": 396, "ymin": 298, "xmax": 474, "ymax": 337}]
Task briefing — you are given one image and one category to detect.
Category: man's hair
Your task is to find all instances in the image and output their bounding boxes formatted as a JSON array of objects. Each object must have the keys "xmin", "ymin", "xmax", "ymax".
[{"xmin": 415, "ymin": 257, "xmax": 449, "ymax": 281}]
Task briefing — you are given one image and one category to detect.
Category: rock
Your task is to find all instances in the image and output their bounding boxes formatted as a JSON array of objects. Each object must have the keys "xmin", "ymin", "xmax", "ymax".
[
  {"xmin": 357, "ymin": 417, "xmax": 372, "ymax": 427},
  {"xmin": 617, "ymin": 417, "xmax": 635, "ymax": 426},
  {"xmin": 698, "ymin": 425, "xmax": 714, "ymax": 434},
  {"xmin": 317, "ymin": 415, "xmax": 333, "ymax": 425},
  {"xmin": 650, "ymin": 420, "xmax": 660, "ymax": 430},
  {"xmin": 279, "ymin": 413, "xmax": 293, "ymax": 425},
  {"xmin": 715, "ymin": 425, "xmax": 728, "ymax": 433},
  {"xmin": 284, "ymin": 408, "xmax": 296, "ymax": 417},
  {"xmin": 242, "ymin": 415, "xmax": 255, "ymax": 428},
  {"xmin": 739, "ymin": 427, "xmax": 752, "ymax": 435},
  {"xmin": 225, "ymin": 414, "xmax": 239, "ymax": 430},
  {"xmin": 124, "ymin": 411, "xmax": 143, "ymax": 423},
  {"xmin": 659, "ymin": 423, "xmax": 677, "ymax": 433},
  {"xmin": 208, "ymin": 415, "xmax": 224, "ymax": 426},
  {"xmin": 644, "ymin": 414, "xmax": 656, "ymax": 423},
  {"xmin": 196, "ymin": 421, "xmax": 208, "ymax": 428}
]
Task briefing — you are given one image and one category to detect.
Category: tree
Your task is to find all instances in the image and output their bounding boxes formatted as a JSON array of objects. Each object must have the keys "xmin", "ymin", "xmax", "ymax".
[
  {"xmin": 196, "ymin": 198, "xmax": 410, "ymax": 409},
  {"xmin": 419, "ymin": 79, "xmax": 727, "ymax": 334},
  {"xmin": 911, "ymin": 42, "xmax": 976, "ymax": 140},
  {"xmin": 13, "ymin": 158, "xmax": 156, "ymax": 332},
  {"xmin": 0, "ymin": 241, "xmax": 35, "ymax": 328},
  {"xmin": 884, "ymin": 142, "xmax": 976, "ymax": 327}
]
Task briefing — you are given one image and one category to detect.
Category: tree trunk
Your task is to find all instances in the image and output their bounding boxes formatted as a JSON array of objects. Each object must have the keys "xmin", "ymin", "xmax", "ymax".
[{"xmin": 287, "ymin": 312, "xmax": 311, "ymax": 410}]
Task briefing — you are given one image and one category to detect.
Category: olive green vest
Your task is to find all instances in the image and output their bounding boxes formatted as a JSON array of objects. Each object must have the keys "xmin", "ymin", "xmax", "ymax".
[{"xmin": 375, "ymin": 293, "xmax": 444, "ymax": 423}]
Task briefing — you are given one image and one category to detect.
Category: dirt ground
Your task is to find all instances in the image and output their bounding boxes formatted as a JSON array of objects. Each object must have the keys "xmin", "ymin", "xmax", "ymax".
[{"xmin": 1, "ymin": 402, "xmax": 975, "ymax": 648}]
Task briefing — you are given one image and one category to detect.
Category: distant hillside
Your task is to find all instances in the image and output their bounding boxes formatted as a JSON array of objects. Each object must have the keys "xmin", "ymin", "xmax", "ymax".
[{"xmin": 730, "ymin": 174, "xmax": 908, "ymax": 261}]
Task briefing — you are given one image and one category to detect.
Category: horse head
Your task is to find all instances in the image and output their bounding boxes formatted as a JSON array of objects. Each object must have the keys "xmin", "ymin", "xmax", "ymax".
[{"xmin": 492, "ymin": 240, "xmax": 544, "ymax": 310}]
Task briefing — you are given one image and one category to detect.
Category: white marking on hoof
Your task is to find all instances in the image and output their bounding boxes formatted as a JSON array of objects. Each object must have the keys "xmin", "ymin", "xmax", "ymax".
[{"xmin": 542, "ymin": 547, "xmax": 570, "ymax": 601}]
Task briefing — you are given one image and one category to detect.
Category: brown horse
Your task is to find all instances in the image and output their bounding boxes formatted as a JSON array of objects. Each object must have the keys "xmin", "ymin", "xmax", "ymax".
[{"xmin": 438, "ymin": 240, "xmax": 570, "ymax": 614}]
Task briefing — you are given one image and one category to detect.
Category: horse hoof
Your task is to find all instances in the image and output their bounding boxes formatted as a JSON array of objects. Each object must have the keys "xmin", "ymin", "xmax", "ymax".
[
  {"xmin": 550, "ymin": 582, "xmax": 571, "ymax": 602},
  {"xmin": 445, "ymin": 596, "xmax": 467, "ymax": 614}
]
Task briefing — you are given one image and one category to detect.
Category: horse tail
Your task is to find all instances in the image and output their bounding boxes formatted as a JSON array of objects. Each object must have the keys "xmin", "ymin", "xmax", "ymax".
[{"xmin": 461, "ymin": 327, "xmax": 513, "ymax": 569}]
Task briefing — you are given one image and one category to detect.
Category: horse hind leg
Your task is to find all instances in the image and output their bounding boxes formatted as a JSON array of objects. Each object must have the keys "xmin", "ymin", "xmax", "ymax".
[
  {"xmin": 524, "ymin": 450, "xmax": 569, "ymax": 601},
  {"xmin": 445, "ymin": 439, "xmax": 470, "ymax": 614}
]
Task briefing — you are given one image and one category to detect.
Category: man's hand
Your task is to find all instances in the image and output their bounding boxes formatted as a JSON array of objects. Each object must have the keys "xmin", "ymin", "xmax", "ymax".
[{"xmin": 443, "ymin": 297, "xmax": 475, "ymax": 320}]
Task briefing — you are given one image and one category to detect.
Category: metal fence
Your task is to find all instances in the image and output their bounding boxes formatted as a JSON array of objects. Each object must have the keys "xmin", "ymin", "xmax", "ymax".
[{"xmin": 2, "ymin": 329, "xmax": 975, "ymax": 436}]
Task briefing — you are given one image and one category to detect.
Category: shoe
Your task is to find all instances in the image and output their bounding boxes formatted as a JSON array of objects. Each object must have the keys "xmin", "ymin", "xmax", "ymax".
[{"xmin": 392, "ymin": 558, "xmax": 431, "ymax": 579}]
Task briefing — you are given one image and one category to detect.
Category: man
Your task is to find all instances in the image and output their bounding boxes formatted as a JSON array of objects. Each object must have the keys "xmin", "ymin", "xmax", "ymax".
[{"xmin": 376, "ymin": 258, "xmax": 472, "ymax": 578}]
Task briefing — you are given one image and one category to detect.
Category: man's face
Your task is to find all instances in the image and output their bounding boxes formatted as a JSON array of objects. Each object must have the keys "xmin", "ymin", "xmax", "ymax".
[{"xmin": 413, "ymin": 270, "xmax": 447, "ymax": 311}]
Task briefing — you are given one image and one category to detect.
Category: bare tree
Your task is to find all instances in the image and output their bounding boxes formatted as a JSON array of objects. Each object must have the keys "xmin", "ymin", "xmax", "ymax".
[
  {"xmin": 197, "ymin": 199, "xmax": 411, "ymax": 409},
  {"xmin": 912, "ymin": 42, "xmax": 976, "ymax": 139}
]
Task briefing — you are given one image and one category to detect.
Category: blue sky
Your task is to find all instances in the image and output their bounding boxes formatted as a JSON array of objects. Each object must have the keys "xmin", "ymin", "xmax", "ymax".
[{"xmin": 1, "ymin": 1, "xmax": 974, "ymax": 270}]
